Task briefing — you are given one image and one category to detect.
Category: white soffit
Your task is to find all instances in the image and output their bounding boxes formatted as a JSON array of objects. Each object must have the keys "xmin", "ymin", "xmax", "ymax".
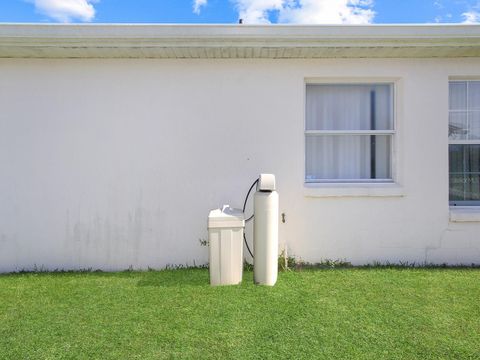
[{"xmin": 1, "ymin": 24, "xmax": 480, "ymax": 59}]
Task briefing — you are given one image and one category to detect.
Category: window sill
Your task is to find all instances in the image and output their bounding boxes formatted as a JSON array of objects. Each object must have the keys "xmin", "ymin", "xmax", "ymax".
[
  {"xmin": 449, "ymin": 207, "xmax": 480, "ymax": 222},
  {"xmin": 304, "ymin": 183, "xmax": 405, "ymax": 198}
]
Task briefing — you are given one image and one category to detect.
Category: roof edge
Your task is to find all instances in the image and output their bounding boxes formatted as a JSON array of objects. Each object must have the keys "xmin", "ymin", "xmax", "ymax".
[
  {"xmin": 2, "ymin": 23, "xmax": 480, "ymax": 39},
  {"xmin": 1, "ymin": 24, "xmax": 480, "ymax": 59}
]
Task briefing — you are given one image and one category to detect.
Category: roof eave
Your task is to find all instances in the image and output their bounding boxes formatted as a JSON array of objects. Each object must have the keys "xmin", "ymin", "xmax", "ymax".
[{"xmin": 1, "ymin": 23, "xmax": 480, "ymax": 59}]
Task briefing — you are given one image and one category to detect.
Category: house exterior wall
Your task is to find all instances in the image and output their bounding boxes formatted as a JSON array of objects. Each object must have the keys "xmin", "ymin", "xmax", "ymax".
[{"xmin": 0, "ymin": 57, "xmax": 479, "ymax": 272}]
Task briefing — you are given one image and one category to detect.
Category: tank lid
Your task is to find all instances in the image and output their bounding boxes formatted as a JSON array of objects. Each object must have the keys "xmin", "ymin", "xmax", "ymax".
[
  {"xmin": 257, "ymin": 174, "xmax": 276, "ymax": 191},
  {"xmin": 208, "ymin": 205, "xmax": 245, "ymax": 228}
]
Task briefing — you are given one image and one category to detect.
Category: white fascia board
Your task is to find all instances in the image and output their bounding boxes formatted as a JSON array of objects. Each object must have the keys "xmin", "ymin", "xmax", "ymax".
[{"xmin": 1, "ymin": 23, "xmax": 480, "ymax": 58}]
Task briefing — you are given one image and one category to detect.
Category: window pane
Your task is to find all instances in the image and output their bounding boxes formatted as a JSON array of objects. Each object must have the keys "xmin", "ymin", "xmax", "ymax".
[
  {"xmin": 449, "ymin": 81, "xmax": 467, "ymax": 110},
  {"xmin": 449, "ymin": 81, "xmax": 480, "ymax": 140},
  {"xmin": 449, "ymin": 144, "xmax": 464, "ymax": 173},
  {"xmin": 449, "ymin": 144, "xmax": 480, "ymax": 203},
  {"xmin": 449, "ymin": 174, "xmax": 466, "ymax": 202},
  {"xmin": 306, "ymin": 135, "xmax": 392, "ymax": 181},
  {"xmin": 468, "ymin": 81, "xmax": 480, "ymax": 110},
  {"xmin": 306, "ymin": 84, "xmax": 393, "ymax": 131},
  {"xmin": 448, "ymin": 111, "xmax": 468, "ymax": 140},
  {"xmin": 469, "ymin": 111, "xmax": 480, "ymax": 140},
  {"xmin": 449, "ymin": 174, "xmax": 480, "ymax": 202},
  {"xmin": 466, "ymin": 144, "xmax": 480, "ymax": 174}
]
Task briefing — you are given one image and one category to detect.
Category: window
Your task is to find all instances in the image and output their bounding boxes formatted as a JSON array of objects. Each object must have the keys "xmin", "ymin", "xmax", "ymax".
[
  {"xmin": 449, "ymin": 80, "xmax": 480, "ymax": 206},
  {"xmin": 305, "ymin": 83, "xmax": 394, "ymax": 183}
]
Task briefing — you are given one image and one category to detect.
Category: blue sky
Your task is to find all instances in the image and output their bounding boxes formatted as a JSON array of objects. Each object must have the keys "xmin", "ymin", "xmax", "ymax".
[{"xmin": 0, "ymin": 1, "xmax": 479, "ymax": 24}]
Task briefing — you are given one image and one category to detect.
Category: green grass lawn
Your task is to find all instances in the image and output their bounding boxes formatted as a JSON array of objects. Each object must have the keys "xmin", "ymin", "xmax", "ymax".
[{"xmin": 1, "ymin": 268, "xmax": 479, "ymax": 359}]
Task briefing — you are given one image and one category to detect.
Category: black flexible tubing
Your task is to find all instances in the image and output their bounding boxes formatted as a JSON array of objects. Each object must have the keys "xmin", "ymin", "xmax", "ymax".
[
  {"xmin": 243, "ymin": 179, "xmax": 259, "ymax": 214},
  {"xmin": 243, "ymin": 178, "xmax": 259, "ymax": 259},
  {"xmin": 243, "ymin": 233, "xmax": 254, "ymax": 260}
]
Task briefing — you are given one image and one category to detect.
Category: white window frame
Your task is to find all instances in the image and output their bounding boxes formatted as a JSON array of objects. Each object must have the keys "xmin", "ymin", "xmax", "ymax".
[
  {"xmin": 304, "ymin": 79, "xmax": 397, "ymax": 186},
  {"xmin": 448, "ymin": 79, "xmax": 480, "ymax": 207}
]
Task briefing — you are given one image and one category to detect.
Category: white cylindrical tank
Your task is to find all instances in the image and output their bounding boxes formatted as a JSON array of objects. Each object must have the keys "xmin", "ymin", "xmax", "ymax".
[{"xmin": 253, "ymin": 189, "xmax": 279, "ymax": 286}]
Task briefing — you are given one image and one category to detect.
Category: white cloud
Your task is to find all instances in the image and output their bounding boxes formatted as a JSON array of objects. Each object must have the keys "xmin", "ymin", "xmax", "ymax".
[
  {"xmin": 434, "ymin": 1, "xmax": 444, "ymax": 10},
  {"xmin": 462, "ymin": 10, "xmax": 480, "ymax": 23},
  {"xmin": 434, "ymin": 12, "xmax": 452, "ymax": 23},
  {"xmin": 193, "ymin": 0, "xmax": 208, "ymax": 14},
  {"xmin": 32, "ymin": 0, "xmax": 97, "ymax": 22},
  {"xmin": 280, "ymin": 0, "xmax": 374, "ymax": 24},
  {"xmin": 233, "ymin": 0, "xmax": 374, "ymax": 24},
  {"xmin": 234, "ymin": 0, "xmax": 284, "ymax": 24}
]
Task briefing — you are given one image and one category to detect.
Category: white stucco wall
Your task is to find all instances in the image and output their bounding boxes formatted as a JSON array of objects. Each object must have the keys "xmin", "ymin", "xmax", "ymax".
[{"xmin": 1, "ymin": 57, "xmax": 479, "ymax": 272}]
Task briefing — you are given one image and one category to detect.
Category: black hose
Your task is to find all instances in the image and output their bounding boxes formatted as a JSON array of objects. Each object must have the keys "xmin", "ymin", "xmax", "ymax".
[
  {"xmin": 243, "ymin": 178, "xmax": 258, "ymax": 259},
  {"xmin": 243, "ymin": 179, "xmax": 259, "ymax": 213},
  {"xmin": 243, "ymin": 233, "xmax": 254, "ymax": 259}
]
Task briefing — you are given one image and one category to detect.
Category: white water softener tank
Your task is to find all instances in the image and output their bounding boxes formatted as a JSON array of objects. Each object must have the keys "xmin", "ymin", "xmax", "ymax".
[
  {"xmin": 254, "ymin": 174, "xmax": 279, "ymax": 286},
  {"xmin": 208, "ymin": 205, "xmax": 245, "ymax": 286}
]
